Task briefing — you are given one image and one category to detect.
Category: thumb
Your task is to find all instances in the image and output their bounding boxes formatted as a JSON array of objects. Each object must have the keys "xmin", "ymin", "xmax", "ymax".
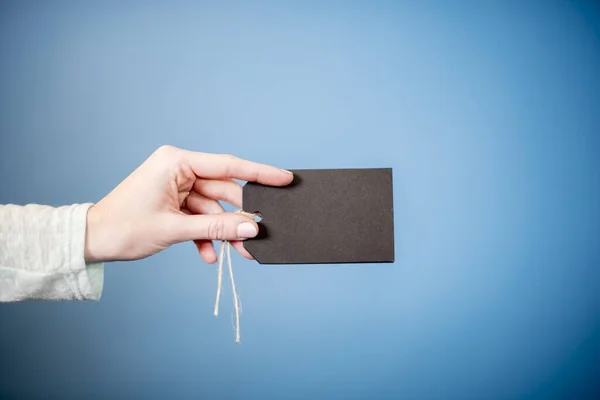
[{"xmin": 171, "ymin": 213, "xmax": 258, "ymax": 242}]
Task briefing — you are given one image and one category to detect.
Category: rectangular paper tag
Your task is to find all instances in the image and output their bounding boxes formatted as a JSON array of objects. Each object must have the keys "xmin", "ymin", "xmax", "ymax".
[{"xmin": 242, "ymin": 168, "xmax": 394, "ymax": 264}]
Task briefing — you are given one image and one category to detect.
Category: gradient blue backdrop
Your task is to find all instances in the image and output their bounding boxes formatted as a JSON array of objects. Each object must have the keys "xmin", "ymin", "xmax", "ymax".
[{"xmin": 1, "ymin": 1, "xmax": 599, "ymax": 399}]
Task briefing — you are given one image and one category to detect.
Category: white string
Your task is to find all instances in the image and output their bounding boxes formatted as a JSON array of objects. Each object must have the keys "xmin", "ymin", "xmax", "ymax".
[
  {"xmin": 226, "ymin": 242, "xmax": 241, "ymax": 343},
  {"xmin": 213, "ymin": 242, "xmax": 225, "ymax": 317},
  {"xmin": 213, "ymin": 210, "xmax": 255, "ymax": 343}
]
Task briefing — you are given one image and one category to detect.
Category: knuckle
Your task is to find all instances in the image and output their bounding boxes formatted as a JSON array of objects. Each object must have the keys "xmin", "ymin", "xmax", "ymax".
[
  {"xmin": 222, "ymin": 153, "xmax": 239, "ymax": 164},
  {"xmin": 221, "ymin": 154, "xmax": 241, "ymax": 177},
  {"xmin": 207, "ymin": 219, "xmax": 226, "ymax": 240},
  {"xmin": 156, "ymin": 145, "xmax": 176, "ymax": 156},
  {"xmin": 154, "ymin": 145, "xmax": 184, "ymax": 165}
]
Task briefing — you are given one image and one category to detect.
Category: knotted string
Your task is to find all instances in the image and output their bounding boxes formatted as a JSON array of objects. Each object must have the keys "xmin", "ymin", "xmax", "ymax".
[{"xmin": 213, "ymin": 210, "xmax": 256, "ymax": 343}]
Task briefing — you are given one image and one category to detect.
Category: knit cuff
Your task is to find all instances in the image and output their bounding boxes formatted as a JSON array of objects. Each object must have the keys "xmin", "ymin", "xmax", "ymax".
[{"xmin": 68, "ymin": 203, "xmax": 105, "ymax": 301}]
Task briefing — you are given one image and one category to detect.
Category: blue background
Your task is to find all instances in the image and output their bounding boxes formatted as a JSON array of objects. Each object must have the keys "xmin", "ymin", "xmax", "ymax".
[{"xmin": 1, "ymin": 1, "xmax": 599, "ymax": 399}]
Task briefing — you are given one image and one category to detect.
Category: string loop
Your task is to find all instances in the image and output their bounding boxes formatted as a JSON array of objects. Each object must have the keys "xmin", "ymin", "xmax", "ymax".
[{"xmin": 213, "ymin": 210, "xmax": 256, "ymax": 343}]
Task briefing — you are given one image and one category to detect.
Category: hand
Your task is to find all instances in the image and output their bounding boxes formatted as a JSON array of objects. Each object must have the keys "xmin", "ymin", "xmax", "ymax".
[{"xmin": 84, "ymin": 145, "xmax": 293, "ymax": 263}]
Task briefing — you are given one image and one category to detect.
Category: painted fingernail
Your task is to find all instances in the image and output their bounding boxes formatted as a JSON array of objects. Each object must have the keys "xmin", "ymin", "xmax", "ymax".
[
  {"xmin": 281, "ymin": 168, "xmax": 293, "ymax": 175},
  {"xmin": 237, "ymin": 222, "xmax": 258, "ymax": 239}
]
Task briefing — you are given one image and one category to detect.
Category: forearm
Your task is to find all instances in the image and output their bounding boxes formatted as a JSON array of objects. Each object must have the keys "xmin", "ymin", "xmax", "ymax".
[{"xmin": 0, "ymin": 203, "xmax": 104, "ymax": 302}]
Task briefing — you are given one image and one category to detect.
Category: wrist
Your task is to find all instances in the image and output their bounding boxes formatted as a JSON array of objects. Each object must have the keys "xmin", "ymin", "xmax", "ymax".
[{"xmin": 84, "ymin": 203, "xmax": 118, "ymax": 263}]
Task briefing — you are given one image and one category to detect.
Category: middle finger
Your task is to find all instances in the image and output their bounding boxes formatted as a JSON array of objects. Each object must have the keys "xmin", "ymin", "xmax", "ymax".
[{"xmin": 193, "ymin": 178, "xmax": 243, "ymax": 208}]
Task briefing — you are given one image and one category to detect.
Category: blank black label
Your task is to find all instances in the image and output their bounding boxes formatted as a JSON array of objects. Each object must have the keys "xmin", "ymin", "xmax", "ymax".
[{"xmin": 242, "ymin": 168, "xmax": 394, "ymax": 264}]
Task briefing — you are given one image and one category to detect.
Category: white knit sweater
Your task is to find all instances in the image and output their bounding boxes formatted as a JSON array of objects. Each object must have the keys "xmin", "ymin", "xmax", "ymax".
[{"xmin": 0, "ymin": 204, "xmax": 104, "ymax": 302}]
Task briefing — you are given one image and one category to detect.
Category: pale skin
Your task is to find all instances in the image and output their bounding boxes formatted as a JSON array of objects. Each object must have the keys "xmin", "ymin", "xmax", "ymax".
[{"xmin": 84, "ymin": 145, "xmax": 293, "ymax": 264}]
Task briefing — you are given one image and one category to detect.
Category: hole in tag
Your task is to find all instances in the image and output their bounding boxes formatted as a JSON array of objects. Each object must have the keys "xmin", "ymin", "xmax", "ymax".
[{"xmin": 253, "ymin": 212, "xmax": 263, "ymax": 222}]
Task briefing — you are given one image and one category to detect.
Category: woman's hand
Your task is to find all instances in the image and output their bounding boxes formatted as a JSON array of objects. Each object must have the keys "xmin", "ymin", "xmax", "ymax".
[{"xmin": 84, "ymin": 145, "xmax": 293, "ymax": 264}]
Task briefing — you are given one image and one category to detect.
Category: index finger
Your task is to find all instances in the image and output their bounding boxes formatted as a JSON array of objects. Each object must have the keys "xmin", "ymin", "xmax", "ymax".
[{"xmin": 183, "ymin": 151, "xmax": 294, "ymax": 186}]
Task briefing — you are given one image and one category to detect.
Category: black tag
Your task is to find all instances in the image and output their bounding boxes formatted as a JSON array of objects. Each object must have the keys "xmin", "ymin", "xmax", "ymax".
[{"xmin": 242, "ymin": 168, "xmax": 394, "ymax": 264}]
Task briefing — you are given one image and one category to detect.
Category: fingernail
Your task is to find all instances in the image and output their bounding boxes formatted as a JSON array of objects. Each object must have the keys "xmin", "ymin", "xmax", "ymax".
[
  {"xmin": 281, "ymin": 168, "xmax": 293, "ymax": 175},
  {"xmin": 237, "ymin": 222, "xmax": 258, "ymax": 238}
]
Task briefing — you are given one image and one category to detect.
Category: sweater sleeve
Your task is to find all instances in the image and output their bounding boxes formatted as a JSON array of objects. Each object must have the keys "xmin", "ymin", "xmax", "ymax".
[{"xmin": 0, "ymin": 203, "xmax": 104, "ymax": 302}]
